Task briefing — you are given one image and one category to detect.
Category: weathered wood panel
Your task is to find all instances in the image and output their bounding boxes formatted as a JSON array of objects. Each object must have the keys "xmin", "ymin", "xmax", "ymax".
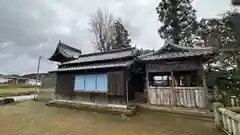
[
  {"xmin": 148, "ymin": 87, "xmax": 207, "ymax": 108},
  {"xmin": 148, "ymin": 87, "xmax": 172, "ymax": 106},
  {"xmin": 57, "ymin": 92, "xmax": 126, "ymax": 105},
  {"xmin": 176, "ymin": 87, "xmax": 206, "ymax": 108},
  {"xmin": 75, "ymin": 92, "xmax": 108, "ymax": 104},
  {"xmin": 108, "ymin": 71, "xmax": 124, "ymax": 95},
  {"xmin": 55, "ymin": 73, "xmax": 75, "ymax": 99},
  {"xmin": 147, "ymin": 61, "xmax": 201, "ymax": 72},
  {"xmin": 55, "ymin": 69, "xmax": 127, "ymax": 105}
]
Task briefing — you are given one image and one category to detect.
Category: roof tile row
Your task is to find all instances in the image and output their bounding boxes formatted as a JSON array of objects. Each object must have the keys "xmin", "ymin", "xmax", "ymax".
[{"xmin": 55, "ymin": 60, "xmax": 134, "ymax": 72}]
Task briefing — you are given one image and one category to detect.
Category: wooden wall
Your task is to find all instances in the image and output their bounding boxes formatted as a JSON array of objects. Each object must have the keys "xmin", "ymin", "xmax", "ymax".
[
  {"xmin": 108, "ymin": 71, "xmax": 125, "ymax": 95},
  {"xmin": 146, "ymin": 61, "xmax": 201, "ymax": 72},
  {"xmin": 55, "ymin": 72, "xmax": 75, "ymax": 99},
  {"xmin": 55, "ymin": 68, "xmax": 129, "ymax": 105},
  {"xmin": 148, "ymin": 87, "xmax": 207, "ymax": 108}
]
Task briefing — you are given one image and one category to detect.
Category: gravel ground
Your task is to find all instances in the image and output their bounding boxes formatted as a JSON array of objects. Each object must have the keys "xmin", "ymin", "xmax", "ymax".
[{"xmin": 0, "ymin": 101, "xmax": 224, "ymax": 135}]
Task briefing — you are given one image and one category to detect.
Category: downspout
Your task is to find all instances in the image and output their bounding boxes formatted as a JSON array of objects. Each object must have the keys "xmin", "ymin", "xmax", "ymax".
[
  {"xmin": 125, "ymin": 63, "xmax": 132, "ymax": 106},
  {"xmin": 126, "ymin": 76, "xmax": 132, "ymax": 105}
]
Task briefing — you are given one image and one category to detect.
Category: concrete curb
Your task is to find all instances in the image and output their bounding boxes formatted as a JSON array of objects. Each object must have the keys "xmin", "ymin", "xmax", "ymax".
[
  {"xmin": 139, "ymin": 104, "xmax": 214, "ymax": 121},
  {"xmin": 47, "ymin": 100, "xmax": 138, "ymax": 117}
]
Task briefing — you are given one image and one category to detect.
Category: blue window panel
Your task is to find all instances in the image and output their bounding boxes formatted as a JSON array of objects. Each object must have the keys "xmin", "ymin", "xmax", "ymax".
[
  {"xmin": 74, "ymin": 75, "xmax": 85, "ymax": 91},
  {"xmin": 96, "ymin": 74, "xmax": 108, "ymax": 92},
  {"xmin": 85, "ymin": 75, "xmax": 97, "ymax": 91}
]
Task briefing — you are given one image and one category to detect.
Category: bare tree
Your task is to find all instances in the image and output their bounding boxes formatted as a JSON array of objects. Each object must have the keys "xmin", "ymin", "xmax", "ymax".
[{"xmin": 89, "ymin": 9, "xmax": 115, "ymax": 52}]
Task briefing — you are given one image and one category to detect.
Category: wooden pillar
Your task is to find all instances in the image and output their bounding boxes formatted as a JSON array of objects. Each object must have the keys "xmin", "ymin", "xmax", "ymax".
[
  {"xmin": 213, "ymin": 102, "xmax": 224, "ymax": 128},
  {"xmin": 171, "ymin": 71, "xmax": 177, "ymax": 106},
  {"xmin": 16, "ymin": 78, "xmax": 19, "ymax": 85},
  {"xmin": 201, "ymin": 64, "xmax": 209, "ymax": 108},
  {"xmin": 145, "ymin": 67, "xmax": 150, "ymax": 103}
]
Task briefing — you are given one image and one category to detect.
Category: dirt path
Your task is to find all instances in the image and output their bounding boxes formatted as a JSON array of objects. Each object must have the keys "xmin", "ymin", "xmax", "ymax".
[{"xmin": 0, "ymin": 101, "xmax": 224, "ymax": 135}]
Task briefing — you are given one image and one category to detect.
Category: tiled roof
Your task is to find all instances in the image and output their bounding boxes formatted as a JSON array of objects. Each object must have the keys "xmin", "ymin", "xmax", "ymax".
[
  {"xmin": 49, "ymin": 42, "xmax": 82, "ymax": 62},
  {"xmin": 162, "ymin": 42, "xmax": 212, "ymax": 52},
  {"xmin": 63, "ymin": 47, "xmax": 136, "ymax": 65},
  {"xmin": 140, "ymin": 51, "xmax": 212, "ymax": 61},
  {"xmin": 53, "ymin": 60, "xmax": 134, "ymax": 72},
  {"xmin": 58, "ymin": 43, "xmax": 82, "ymax": 58},
  {"xmin": 139, "ymin": 41, "xmax": 213, "ymax": 61}
]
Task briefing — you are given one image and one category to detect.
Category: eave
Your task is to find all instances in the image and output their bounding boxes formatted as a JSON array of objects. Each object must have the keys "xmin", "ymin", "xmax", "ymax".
[{"xmin": 49, "ymin": 41, "xmax": 82, "ymax": 63}]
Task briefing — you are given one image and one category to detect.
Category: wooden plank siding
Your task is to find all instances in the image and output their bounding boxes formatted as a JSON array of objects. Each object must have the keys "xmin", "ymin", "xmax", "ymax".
[
  {"xmin": 146, "ymin": 61, "xmax": 201, "ymax": 73},
  {"xmin": 148, "ymin": 87, "xmax": 207, "ymax": 108},
  {"xmin": 55, "ymin": 72, "xmax": 75, "ymax": 100},
  {"xmin": 108, "ymin": 71, "xmax": 125, "ymax": 95},
  {"xmin": 55, "ymin": 69, "xmax": 129, "ymax": 105}
]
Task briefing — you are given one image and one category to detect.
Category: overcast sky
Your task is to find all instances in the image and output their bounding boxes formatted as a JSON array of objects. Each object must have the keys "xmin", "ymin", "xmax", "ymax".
[{"xmin": 0, "ymin": 0, "xmax": 234, "ymax": 75}]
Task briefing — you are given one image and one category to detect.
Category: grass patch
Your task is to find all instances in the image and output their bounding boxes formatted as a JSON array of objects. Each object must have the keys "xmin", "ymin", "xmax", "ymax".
[
  {"xmin": 0, "ymin": 101, "xmax": 224, "ymax": 135},
  {"xmin": 0, "ymin": 88, "xmax": 35, "ymax": 97}
]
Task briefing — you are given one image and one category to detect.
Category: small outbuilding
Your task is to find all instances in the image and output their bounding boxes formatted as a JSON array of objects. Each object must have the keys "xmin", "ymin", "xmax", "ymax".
[{"xmin": 50, "ymin": 46, "xmax": 145, "ymax": 107}]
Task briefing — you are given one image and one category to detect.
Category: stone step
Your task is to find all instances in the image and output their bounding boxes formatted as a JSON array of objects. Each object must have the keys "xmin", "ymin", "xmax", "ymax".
[{"xmin": 47, "ymin": 100, "xmax": 138, "ymax": 117}]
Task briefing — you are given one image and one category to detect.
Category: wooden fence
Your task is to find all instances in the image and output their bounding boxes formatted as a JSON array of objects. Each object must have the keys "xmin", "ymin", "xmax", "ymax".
[
  {"xmin": 215, "ymin": 106, "xmax": 240, "ymax": 135},
  {"xmin": 148, "ymin": 87, "xmax": 207, "ymax": 108}
]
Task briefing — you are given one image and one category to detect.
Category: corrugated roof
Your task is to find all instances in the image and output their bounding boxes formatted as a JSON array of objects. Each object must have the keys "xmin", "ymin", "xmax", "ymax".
[
  {"xmin": 53, "ymin": 60, "xmax": 134, "ymax": 72},
  {"xmin": 63, "ymin": 47, "xmax": 136, "ymax": 65}
]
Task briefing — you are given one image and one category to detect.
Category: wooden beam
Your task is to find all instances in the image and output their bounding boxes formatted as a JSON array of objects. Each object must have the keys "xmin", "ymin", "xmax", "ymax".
[{"xmin": 171, "ymin": 71, "xmax": 177, "ymax": 106}]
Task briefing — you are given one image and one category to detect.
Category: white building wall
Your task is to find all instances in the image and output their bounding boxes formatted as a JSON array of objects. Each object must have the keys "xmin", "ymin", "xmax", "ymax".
[{"xmin": 25, "ymin": 79, "xmax": 41, "ymax": 86}]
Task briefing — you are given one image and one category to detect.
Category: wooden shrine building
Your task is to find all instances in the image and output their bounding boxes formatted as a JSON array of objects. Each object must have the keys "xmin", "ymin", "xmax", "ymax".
[
  {"xmin": 49, "ymin": 41, "xmax": 214, "ymax": 109},
  {"xmin": 50, "ymin": 46, "xmax": 145, "ymax": 107},
  {"xmin": 139, "ymin": 42, "xmax": 213, "ymax": 108}
]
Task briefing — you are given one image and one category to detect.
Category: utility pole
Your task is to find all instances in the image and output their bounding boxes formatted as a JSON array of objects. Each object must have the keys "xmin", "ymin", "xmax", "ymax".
[
  {"xmin": 34, "ymin": 56, "xmax": 42, "ymax": 99},
  {"xmin": 36, "ymin": 56, "xmax": 42, "ymax": 83}
]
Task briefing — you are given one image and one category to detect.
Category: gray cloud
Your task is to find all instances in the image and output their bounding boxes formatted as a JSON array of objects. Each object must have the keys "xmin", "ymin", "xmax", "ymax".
[{"xmin": 0, "ymin": 0, "xmax": 232, "ymax": 74}]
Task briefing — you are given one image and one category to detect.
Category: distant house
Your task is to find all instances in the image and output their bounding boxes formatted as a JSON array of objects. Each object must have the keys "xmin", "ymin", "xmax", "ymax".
[
  {"xmin": 0, "ymin": 77, "xmax": 9, "ymax": 84},
  {"xmin": 0, "ymin": 75, "xmax": 41, "ymax": 86},
  {"xmin": 49, "ymin": 41, "xmax": 214, "ymax": 109},
  {"xmin": 25, "ymin": 79, "xmax": 41, "ymax": 86}
]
